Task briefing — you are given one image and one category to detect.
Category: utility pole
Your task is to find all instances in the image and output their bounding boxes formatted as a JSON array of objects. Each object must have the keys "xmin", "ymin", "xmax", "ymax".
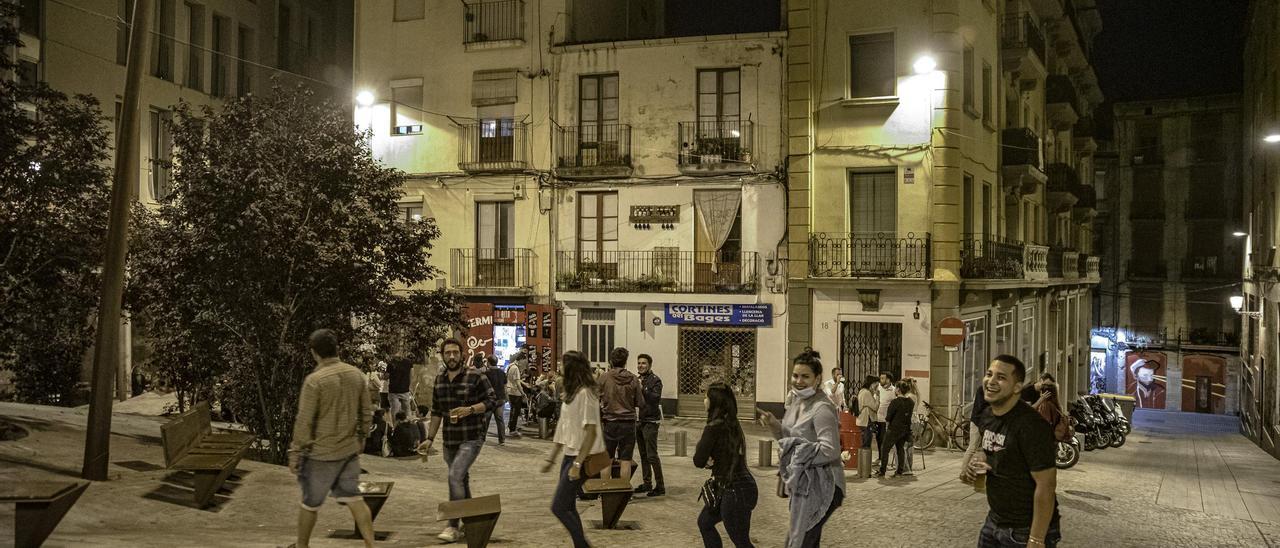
[{"xmin": 83, "ymin": 0, "xmax": 152, "ymax": 482}]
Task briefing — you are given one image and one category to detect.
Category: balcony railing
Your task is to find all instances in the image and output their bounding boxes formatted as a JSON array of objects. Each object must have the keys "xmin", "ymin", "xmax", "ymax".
[
  {"xmin": 1001, "ymin": 127, "xmax": 1043, "ymax": 169},
  {"xmin": 464, "ymin": 0, "xmax": 524, "ymax": 44},
  {"xmin": 556, "ymin": 251, "xmax": 758, "ymax": 294},
  {"xmin": 808, "ymin": 232, "xmax": 930, "ymax": 279},
  {"xmin": 1086, "ymin": 256, "xmax": 1100, "ymax": 279},
  {"xmin": 678, "ymin": 120, "xmax": 754, "ymax": 168},
  {"xmin": 1183, "ymin": 256, "xmax": 1240, "ymax": 280},
  {"xmin": 961, "ymin": 236, "xmax": 1025, "ymax": 279},
  {"xmin": 1062, "ymin": 249, "xmax": 1079, "ymax": 279},
  {"xmin": 556, "ymin": 123, "xmax": 632, "ymax": 169},
  {"xmin": 451, "ymin": 248, "xmax": 536, "ymax": 290},
  {"xmin": 1025, "ymin": 244, "xmax": 1049, "ymax": 280},
  {"xmin": 1000, "ymin": 13, "xmax": 1047, "ymax": 66},
  {"xmin": 458, "ymin": 121, "xmax": 529, "ymax": 171}
]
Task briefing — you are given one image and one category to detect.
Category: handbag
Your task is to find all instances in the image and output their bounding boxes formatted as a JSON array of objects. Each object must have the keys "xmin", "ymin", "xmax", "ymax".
[{"xmin": 699, "ymin": 441, "xmax": 742, "ymax": 509}]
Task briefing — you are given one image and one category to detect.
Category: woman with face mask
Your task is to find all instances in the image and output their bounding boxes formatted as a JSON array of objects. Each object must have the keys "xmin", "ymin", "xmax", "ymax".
[{"xmin": 758, "ymin": 350, "xmax": 846, "ymax": 548}]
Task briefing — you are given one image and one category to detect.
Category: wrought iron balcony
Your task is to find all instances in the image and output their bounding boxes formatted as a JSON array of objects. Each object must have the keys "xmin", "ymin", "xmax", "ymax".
[
  {"xmin": 1000, "ymin": 13, "xmax": 1047, "ymax": 69},
  {"xmin": 808, "ymin": 232, "xmax": 930, "ymax": 279},
  {"xmin": 450, "ymin": 248, "xmax": 536, "ymax": 292},
  {"xmin": 1046, "ymin": 163, "xmax": 1080, "ymax": 211},
  {"xmin": 961, "ymin": 236, "xmax": 1025, "ymax": 280},
  {"xmin": 678, "ymin": 120, "xmax": 754, "ymax": 171},
  {"xmin": 556, "ymin": 250, "xmax": 758, "ymax": 294},
  {"xmin": 1002, "ymin": 127, "xmax": 1044, "ymax": 169},
  {"xmin": 464, "ymin": 0, "xmax": 524, "ymax": 44},
  {"xmin": 555, "ymin": 123, "xmax": 632, "ymax": 177},
  {"xmin": 457, "ymin": 121, "xmax": 529, "ymax": 172}
]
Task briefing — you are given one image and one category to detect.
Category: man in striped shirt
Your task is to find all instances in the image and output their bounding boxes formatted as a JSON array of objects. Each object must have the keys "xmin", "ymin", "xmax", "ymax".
[{"xmin": 288, "ymin": 329, "xmax": 376, "ymax": 548}]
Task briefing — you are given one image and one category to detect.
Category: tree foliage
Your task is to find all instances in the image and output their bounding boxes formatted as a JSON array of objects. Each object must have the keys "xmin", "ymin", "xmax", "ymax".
[
  {"xmin": 129, "ymin": 84, "xmax": 460, "ymax": 463},
  {"xmin": 0, "ymin": 7, "xmax": 111, "ymax": 404}
]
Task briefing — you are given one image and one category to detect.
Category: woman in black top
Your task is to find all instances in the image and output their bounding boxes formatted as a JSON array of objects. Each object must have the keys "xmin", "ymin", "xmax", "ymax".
[
  {"xmin": 876, "ymin": 380, "xmax": 916, "ymax": 477},
  {"xmin": 694, "ymin": 382, "xmax": 757, "ymax": 548}
]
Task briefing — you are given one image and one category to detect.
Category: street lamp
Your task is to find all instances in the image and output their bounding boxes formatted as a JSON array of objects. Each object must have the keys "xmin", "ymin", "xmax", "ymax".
[
  {"xmin": 1234, "ymin": 230, "xmax": 1248, "ymax": 237},
  {"xmin": 356, "ymin": 90, "xmax": 375, "ymax": 107},
  {"xmin": 1230, "ymin": 295, "xmax": 1262, "ymax": 318},
  {"xmin": 913, "ymin": 55, "xmax": 937, "ymax": 74},
  {"xmin": 1264, "ymin": 134, "xmax": 1280, "ymax": 143}
]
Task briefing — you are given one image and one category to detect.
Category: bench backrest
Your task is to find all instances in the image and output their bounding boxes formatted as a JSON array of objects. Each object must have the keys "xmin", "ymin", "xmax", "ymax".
[
  {"xmin": 191, "ymin": 401, "xmax": 214, "ymax": 435},
  {"xmin": 160, "ymin": 406, "xmax": 206, "ymax": 467}
]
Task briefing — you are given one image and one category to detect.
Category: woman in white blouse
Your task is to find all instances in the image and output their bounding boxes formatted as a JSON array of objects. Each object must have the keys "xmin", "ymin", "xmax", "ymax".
[{"xmin": 541, "ymin": 351, "xmax": 603, "ymax": 548}]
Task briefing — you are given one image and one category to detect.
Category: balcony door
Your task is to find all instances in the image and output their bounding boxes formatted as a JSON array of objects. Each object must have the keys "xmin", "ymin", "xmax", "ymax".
[
  {"xmin": 476, "ymin": 201, "xmax": 515, "ymax": 286},
  {"xmin": 694, "ymin": 190, "xmax": 742, "ymax": 292},
  {"xmin": 694, "ymin": 68, "xmax": 741, "ymax": 163},
  {"xmin": 579, "ymin": 74, "xmax": 620, "ymax": 167},
  {"xmin": 848, "ymin": 170, "xmax": 897, "ymax": 275},
  {"xmin": 577, "ymin": 192, "xmax": 618, "ymax": 279}
]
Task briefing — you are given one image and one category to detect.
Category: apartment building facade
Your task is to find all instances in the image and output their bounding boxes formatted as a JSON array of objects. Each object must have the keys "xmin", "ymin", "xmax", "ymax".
[
  {"xmin": 1242, "ymin": 0, "xmax": 1280, "ymax": 458},
  {"xmin": 785, "ymin": 0, "xmax": 1103, "ymax": 413},
  {"xmin": 1096, "ymin": 96, "xmax": 1243, "ymax": 416},
  {"xmin": 354, "ymin": 0, "xmax": 789, "ymax": 416},
  {"xmin": 10, "ymin": 0, "xmax": 352, "ymax": 396}
]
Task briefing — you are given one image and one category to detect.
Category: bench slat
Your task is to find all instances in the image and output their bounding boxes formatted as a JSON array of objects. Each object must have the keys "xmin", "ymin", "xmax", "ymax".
[
  {"xmin": 0, "ymin": 481, "xmax": 82, "ymax": 502},
  {"xmin": 172, "ymin": 454, "xmax": 237, "ymax": 471},
  {"xmin": 437, "ymin": 494, "xmax": 501, "ymax": 521}
]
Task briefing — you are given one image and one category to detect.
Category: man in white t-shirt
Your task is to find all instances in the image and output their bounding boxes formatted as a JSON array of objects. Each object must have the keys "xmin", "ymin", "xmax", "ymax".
[
  {"xmin": 875, "ymin": 372, "xmax": 896, "ymax": 459},
  {"xmin": 822, "ymin": 368, "xmax": 847, "ymax": 412}
]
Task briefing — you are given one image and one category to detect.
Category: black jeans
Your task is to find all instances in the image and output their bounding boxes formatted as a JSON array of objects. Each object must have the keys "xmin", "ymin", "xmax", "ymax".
[
  {"xmin": 697, "ymin": 475, "xmax": 757, "ymax": 548},
  {"xmin": 879, "ymin": 430, "xmax": 909, "ymax": 475},
  {"xmin": 798, "ymin": 487, "xmax": 843, "ymax": 547},
  {"xmin": 977, "ymin": 514, "xmax": 1061, "ymax": 547},
  {"xmin": 508, "ymin": 396, "xmax": 524, "ymax": 433},
  {"xmin": 873, "ymin": 421, "xmax": 886, "ymax": 454},
  {"xmin": 635, "ymin": 422, "xmax": 664, "ymax": 487},
  {"xmin": 550, "ymin": 455, "xmax": 591, "ymax": 548},
  {"xmin": 603, "ymin": 420, "xmax": 638, "ymax": 460}
]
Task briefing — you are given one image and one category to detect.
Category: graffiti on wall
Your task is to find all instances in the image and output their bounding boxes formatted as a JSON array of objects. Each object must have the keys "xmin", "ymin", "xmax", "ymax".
[
  {"xmin": 1125, "ymin": 351, "xmax": 1167, "ymax": 409},
  {"xmin": 1089, "ymin": 350, "xmax": 1107, "ymax": 394}
]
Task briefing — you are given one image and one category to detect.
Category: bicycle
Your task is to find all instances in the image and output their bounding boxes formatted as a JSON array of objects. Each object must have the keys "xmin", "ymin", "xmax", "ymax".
[{"xmin": 916, "ymin": 401, "xmax": 972, "ymax": 450}]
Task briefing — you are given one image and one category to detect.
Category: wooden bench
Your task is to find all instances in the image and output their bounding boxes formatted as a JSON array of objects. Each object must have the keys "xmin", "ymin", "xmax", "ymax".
[
  {"xmin": 0, "ymin": 481, "xmax": 88, "ymax": 548},
  {"xmin": 330, "ymin": 481, "xmax": 395, "ymax": 540},
  {"xmin": 160, "ymin": 403, "xmax": 253, "ymax": 508},
  {"xmin": 437, "ymin": 494, "xmax": 501, "ymax": 548},
  {"xmin": 581, "ymin": 460, "xmax": 638, "ymax": 530}
]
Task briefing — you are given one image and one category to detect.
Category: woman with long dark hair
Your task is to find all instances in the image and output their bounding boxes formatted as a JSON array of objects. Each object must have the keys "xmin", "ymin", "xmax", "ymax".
[
  {"xmin": 759, "ymin": 350, "xmax": 845, "ymax": 547},
  {"xmin": 694, "ymin": 382, "xmax": 758, "ymax": 547},
  {"xmin": 541, "ymin": 350, "xmax": 602, "ymax": 548}
]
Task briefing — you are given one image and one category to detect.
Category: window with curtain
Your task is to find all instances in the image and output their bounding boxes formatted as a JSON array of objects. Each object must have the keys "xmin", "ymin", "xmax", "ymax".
[
  {"xmin": 849, "ymin": 171, "xmax": 896, "ymax": 236},
  {"xmin": 849, "ymin": 32, "xmax": 894, "ymax": 98},
  {"xmin": 476, "ymin": 201, "xmax": 514, "ymax": 257}
]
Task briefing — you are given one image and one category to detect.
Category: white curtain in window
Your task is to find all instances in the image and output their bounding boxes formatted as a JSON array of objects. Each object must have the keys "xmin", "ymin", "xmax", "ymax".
[{"xmin": 694, "ymin": 189, "xmax": 742, "ymax": 272}]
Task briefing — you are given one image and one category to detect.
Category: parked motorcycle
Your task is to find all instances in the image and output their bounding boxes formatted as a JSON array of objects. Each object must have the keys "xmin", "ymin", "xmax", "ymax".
[
  {"xmin": 1056, "ymin": 434, "xmax": 1081, "ymax": 469},
  {"xmin": 1069, "ymin": 399, "xmax": 1108, "ymax": 451},
  {"xmin": 1084, "ymin": 395, "xmax": 1127, "ymax": 448}
]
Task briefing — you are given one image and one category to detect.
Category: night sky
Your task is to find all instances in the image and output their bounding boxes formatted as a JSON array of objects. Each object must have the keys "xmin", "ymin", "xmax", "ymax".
[{"xmin": 1092, "ymin": 0, "xmax": 1248, "ymax": 102}]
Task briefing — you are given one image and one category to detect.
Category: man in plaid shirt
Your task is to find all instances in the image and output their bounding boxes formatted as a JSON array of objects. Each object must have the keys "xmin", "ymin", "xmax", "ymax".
[{"xmin": 420, "ymin": 338, "xmax": 496, "ymax": 543}]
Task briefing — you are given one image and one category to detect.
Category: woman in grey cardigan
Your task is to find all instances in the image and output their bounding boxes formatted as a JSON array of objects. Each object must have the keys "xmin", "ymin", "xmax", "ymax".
[{"xmin": 759, "ymin": 350, "xmax": 847, "ymax": 547}]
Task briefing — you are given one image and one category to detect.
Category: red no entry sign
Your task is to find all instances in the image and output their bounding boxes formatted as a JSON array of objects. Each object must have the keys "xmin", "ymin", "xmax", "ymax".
[{"xmin": 939, "ymin": 317, "xmax": 966, "ymax": 348}]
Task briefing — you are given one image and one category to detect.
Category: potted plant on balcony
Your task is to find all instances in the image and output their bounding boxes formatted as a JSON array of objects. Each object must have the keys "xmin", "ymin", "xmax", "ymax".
[{"xmin": 695, "ymin": 139, "xmax": 723, "ymax": 164}]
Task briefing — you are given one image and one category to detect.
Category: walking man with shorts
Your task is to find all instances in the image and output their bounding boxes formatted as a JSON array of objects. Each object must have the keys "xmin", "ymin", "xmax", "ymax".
[{"xmin": 289, "ymin": 329, "xmax": 376, "ymax": 548}]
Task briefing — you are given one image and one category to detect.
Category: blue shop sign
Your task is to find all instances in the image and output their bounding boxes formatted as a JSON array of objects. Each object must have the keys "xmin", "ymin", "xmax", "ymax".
[{"xmin": 664, "ymin": 304, "xmax": 773, "ymax": 327}]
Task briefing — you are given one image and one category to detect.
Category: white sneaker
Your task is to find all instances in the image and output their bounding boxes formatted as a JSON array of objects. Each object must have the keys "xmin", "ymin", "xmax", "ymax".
[{"xmin": 437, "ymin": 526, "xmax": 464, "ymax": 542}]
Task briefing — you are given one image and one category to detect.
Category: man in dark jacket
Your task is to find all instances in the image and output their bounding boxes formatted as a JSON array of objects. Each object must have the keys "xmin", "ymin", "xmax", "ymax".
[
  {"xmin": 600, "ymin": 346, "xmax": 646, "ymax": 480},
  {"xmin": 634, "ymin": 353, "xmax": 665, "ymax": 496},
  {"xmin": 877, "ymin": 379, "xmax": 916, "ymax": 477},
  {"xmin": 481, "ymin": 355, "xmax": 508, "ymax": 445}
]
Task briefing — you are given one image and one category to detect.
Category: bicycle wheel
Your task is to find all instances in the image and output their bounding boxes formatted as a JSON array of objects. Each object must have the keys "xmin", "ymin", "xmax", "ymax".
[
  {"xmin": 950, "ymin": 422, "xmax": 971, "ymax": 449},
  {"xmin": 917, "ymin": 425, "xmax": 936, "ymax": 449}
]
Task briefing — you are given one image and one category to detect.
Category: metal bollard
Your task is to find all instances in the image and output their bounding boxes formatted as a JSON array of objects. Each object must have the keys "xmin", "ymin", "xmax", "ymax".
[
  {"xmin": 539, "ymin": 418, "xmax": 548, "ymax": 439},
  {"xmin": 757, "ymin": 439, "xmax": 773, "ymax": 468},
  {"xmin": 857, "ymin": 445, "xmax": 872, "ymax": 478},
  {"xmin": 673, "ymin": 430, "xmax": 687, "ymax": 456}
]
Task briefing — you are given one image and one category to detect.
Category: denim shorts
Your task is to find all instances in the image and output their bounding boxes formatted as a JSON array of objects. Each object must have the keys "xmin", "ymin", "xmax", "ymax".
[{"xmin": 297, "ymin": 454, "xmax": 363, "ymax": 510}]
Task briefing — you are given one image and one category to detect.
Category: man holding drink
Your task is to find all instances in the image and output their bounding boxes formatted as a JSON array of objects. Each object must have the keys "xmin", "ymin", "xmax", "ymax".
[
  {"xmin": 419, "ymin": 338, "xmax": 497, "ymax": 544},
  {"xmin": 961, "ymin": 355, "xmax": 1061, "ymax": 548}
]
